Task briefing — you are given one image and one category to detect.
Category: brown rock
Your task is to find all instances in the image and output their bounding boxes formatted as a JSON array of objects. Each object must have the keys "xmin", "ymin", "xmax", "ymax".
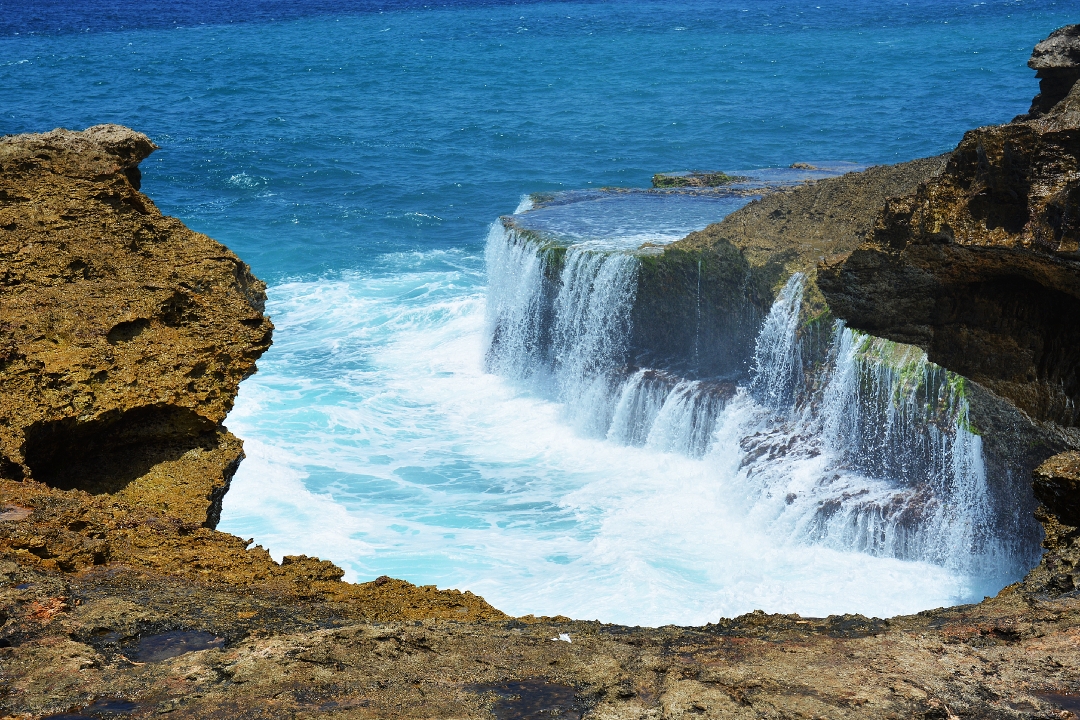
[
  {"xmin": 1034, "ymin": 451, "xmax": 1080, "ymax": 525},
  {"xmin": 0, "ymin": 124, "xmax": 273, "ymax": 527},
  {"xmin": 818, "ymin": 37, "xmax": 1080, "ymax": 442},
  {"xmin": 0, "ymin": 126, "xmax": 507, "ymax": 618},
  {"xmin": 1027, "ymin": 24, "xmax": 1080, "ymax": 115}
]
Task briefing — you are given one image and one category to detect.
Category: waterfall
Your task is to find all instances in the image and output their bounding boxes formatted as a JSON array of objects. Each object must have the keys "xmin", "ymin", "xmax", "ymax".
[
  {"xmin": 484, "ymin": 223, "xmax": 550, "ymax": 380},
  {"xmin": 812, "ymin": 328, "xmax": 1002, "ymax": 574},
  {"xmin": 484, "ymin": 224, "xmax": 1020, "ymax": 579},
  {"xmin": 739, "ymin": 305, "xmax": 1008, "ymax": 577},
  {"xmin": 606, "ymin": 370, "xmax": 732, "ymax": 457},
  {"xmin": 550, "ymin": 246, "xmax": 639, "ymax": 434},
  {"xmin": 750, "ymin": 272, "xmax": 805, "ymax": 411}
]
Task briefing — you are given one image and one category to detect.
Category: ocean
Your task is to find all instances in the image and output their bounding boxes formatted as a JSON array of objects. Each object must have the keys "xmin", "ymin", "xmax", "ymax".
[{"xmin": 2, "ymin": 0, "xmax": 1072, "ymax": 625}]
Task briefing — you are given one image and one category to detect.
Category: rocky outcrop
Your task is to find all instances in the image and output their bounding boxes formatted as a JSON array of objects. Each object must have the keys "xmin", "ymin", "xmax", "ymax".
[
  {"xmin": 0, "ymin": 127, "xmax": 503, "ymax": 624},
  {"xmin": 819, "ymin": 27, "xmax": 1080, "ymax": 443},
  {"xmin": 1025, "ymin": 452, "xmax": 1080, "ymax": 595},
  {"xmin": 0, "ymin": 125, "xmax": 272, "ymax": 527},
  {"xmin": 631, "ymin": 156, "xmax": 948, "ymax": 378},
  {"xmin": 8, "ymin": 38, "xmax": 1080, "ymax": 713},
  {"xmin": 817, "ymin": 26, "xmax": 1080, "ymax": 607},
  {"xmin": 1026, "ymin": 25, "xmax": 1080, "ymax": 117}
]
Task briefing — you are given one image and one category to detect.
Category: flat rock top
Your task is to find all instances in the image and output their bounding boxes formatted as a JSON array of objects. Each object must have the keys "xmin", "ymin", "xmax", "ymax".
[
  {"xmin": 1029, "ymin": 24, "xmax": 1080, "ymax": 70},
  {"xmin": 0, "ymin": 124, "xmax": 158, "ymax": 173}
]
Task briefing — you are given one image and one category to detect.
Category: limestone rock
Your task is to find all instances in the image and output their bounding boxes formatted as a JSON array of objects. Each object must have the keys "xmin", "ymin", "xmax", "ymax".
[
  {"xmin": 0, "ymin": 125, "xmax": 272, "ymax": 526},
  {"xmin": 0, "ymin": 125, "xmax": 507, "ymax": 630},
  {"xmin": 1027, "ymin": 24, "xmax": 1080, "ymax": 115}
]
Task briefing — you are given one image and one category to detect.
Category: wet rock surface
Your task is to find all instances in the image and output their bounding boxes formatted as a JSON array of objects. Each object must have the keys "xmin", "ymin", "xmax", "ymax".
[{"xmin": 632, "ymin": 156, "xmax": 948, "ymax": 380}]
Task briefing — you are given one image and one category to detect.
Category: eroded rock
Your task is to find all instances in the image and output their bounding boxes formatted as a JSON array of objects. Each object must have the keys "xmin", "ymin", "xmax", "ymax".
[
  {"xmin": 1027, "ymin": 24, "xmax": 1080, "ymax": 115},
  {"xmin": 0, "ymin": 125, "xmax": 272, "ymax": 526},
  {"xmin": 818, "ymin": 27, "xmax": 1080, "ymax": 445}
]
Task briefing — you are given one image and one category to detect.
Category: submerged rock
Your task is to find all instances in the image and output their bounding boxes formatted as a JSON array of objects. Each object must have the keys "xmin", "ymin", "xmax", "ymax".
[{"xmin": 651, "ymin": 171, "xmax": 745, "ymax": 188}]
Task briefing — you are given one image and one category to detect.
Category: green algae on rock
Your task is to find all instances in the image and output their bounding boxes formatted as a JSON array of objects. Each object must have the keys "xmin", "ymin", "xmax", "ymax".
[{"xmin": 651, "ymin": 171, "xmax": 745, "ymax": 188}]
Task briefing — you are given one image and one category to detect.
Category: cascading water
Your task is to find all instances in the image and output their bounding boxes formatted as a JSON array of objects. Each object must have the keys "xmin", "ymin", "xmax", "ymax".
[
  {"xmin": 483, "ymin": 224, "xmax": 548, "ymax": 380},
  {"xmin": 750, "ymin": 273, "xmax": 806, "ymax": 411},
  {"xmin": 486, "ymin": 223, "xmax": 732, "ymax": 451},
  {"xmin": 222, "ymin": 191, "xmax": 1038, "ymax": 627},
  {"xmin": 484, "ymin": 228, "xmax": 1031, "ymax": 585},
  {"xmin": 740, "ymin": 307, "xmax": 1012, "ymax": 579}
]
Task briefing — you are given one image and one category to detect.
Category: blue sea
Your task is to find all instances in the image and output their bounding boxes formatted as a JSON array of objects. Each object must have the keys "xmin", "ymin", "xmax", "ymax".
[{"xmin": 2, "ymin": 0, "xmax": 1071, "ymax": 625}]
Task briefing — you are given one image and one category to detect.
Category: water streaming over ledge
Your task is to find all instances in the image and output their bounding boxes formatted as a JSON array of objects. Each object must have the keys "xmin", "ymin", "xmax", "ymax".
[
  {"xmin": 485, "ymin": 224, "xmax": 1033, "ymax": 581},
  {"xmin": 221, "ymin": 198, "xmax": 1038, "ymax": 626}
]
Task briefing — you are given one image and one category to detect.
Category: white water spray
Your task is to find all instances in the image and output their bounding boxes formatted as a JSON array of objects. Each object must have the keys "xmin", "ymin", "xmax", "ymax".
[{"xmin": 484, "ymin": 227, "xmax": 1023, "ymax": 582}]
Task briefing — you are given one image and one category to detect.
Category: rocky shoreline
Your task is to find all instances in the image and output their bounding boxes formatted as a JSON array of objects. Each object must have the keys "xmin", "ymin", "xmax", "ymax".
[{"xmin": 3, "ymin": 26, "xmax": 1080, "ymax": 720}]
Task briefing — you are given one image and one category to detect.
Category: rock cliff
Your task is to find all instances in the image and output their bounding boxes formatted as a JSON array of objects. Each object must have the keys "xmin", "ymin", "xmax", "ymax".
[{"xmin": 0, "ymin": 127, "xmax": 502, "ymax": 643}]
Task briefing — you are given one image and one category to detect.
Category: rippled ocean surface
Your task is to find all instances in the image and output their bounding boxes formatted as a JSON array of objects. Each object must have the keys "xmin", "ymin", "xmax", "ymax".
[{"xmin": 3, "ymin": 0, "xmax": 1072, "ymax": 625}]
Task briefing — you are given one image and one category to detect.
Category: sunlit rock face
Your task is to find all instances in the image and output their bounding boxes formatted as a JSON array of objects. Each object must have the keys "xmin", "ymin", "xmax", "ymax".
[{"xmin": 0, "ymin": 125, "xmax": 273, "ymax": 528}]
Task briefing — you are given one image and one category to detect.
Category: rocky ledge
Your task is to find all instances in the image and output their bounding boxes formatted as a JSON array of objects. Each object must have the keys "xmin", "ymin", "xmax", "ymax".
[
  {"xmin": 818, "ymin": 25, "xmax": 1080, "ymax": 600},
  {"xmin": 5, "ymin": 29, "xmax": 1080, "ymax": 720}
]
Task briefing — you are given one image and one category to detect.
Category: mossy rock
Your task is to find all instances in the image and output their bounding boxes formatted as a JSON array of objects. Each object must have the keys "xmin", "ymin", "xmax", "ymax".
[{"xmin": 652, "ymin": 171, "xmax": 743, "ymax": 188}]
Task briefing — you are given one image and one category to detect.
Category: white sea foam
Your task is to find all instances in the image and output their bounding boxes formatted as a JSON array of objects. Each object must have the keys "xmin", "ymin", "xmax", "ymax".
[{"xmin": 221, "ymin": 242, "xmax": 1011, "ymax": 626}]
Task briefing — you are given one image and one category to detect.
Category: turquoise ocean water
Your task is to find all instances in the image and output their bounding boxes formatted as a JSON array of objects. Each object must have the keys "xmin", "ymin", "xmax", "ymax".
[{"xmin": 2, "ymin": 1, "xmax": 1073, "ymax": 625}]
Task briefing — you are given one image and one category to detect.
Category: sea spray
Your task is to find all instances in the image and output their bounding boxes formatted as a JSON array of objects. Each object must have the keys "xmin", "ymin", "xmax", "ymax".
[
  {"xmin": 750, "ymin": 272, "xmax": 806, "ymax": 411},
  {"xmin": 482, "ymin": 218, "xmax": 1024, "ymax": 586},
  {"xmin": 551, "ymin": 247, "xmax": 638, "ymax": 434},
  {"xmin": 224, "ymin": 243, "xmax": 1023, "ymax": 625},
  {"xmin": 483, "ymin": 224, "xmax": 549, "ymax": 380},
  {"xmin": 738, "ymin": 316, "xmax": 1012, "ymax": 580}
]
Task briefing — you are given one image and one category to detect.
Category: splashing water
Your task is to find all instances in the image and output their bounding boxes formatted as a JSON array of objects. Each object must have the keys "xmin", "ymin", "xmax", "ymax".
[
  {"xmin": 750, "ymin": 273, "xmax": 806, "ymax": 411},
  {"xmin": 484, "ymin": 225, "xmax": 1035, "ymax": 591},
  {"xmin": 222, "ymin": 208, "xmax": 1036, "ymax": 627}
]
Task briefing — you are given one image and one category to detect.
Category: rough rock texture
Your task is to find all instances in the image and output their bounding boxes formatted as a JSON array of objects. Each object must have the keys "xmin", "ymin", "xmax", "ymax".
[
  {"xmin": 0, "ymin": 125, "xmax": 273, "ymax": 527},
  {"xmin": 817, "ymin": 23, "xmax": 1080, "ymax": 618},
  {"xmin": 1025, "ymin": 452, "xmax": 1080, "ymax": 596},
  {"xmin": 0, "ymin": 127, "xmax": 504, "ymax": 673},
  {"xmin": 630, "ymin": 157, "xmax": 948, "ymax": 379},
  {"xmin": 1026, "ymin": 24, "xmax": 1080, "ymax": 116},
  {"xmin": 3, "ymin": 556, "xmax": 1080, "ymax": 719},
  {"xmin": 819, "ymin": 33, "xmax": 1080, "ymax": 443}
]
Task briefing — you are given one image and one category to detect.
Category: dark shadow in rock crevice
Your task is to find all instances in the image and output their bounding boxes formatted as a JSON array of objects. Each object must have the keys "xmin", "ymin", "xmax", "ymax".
[
  {"xmin": 22, "ymin": 405, "xmax": 218, "ymax": 494},
  {"xmin": 470, "ymin": 679, "xmax": 583, "ymax": 720}
]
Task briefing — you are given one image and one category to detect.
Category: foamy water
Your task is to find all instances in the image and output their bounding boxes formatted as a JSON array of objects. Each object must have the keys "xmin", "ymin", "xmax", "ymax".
[{"xmin": 220, "ymin": 242, "xmax": 1003, "ymax": 626}]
